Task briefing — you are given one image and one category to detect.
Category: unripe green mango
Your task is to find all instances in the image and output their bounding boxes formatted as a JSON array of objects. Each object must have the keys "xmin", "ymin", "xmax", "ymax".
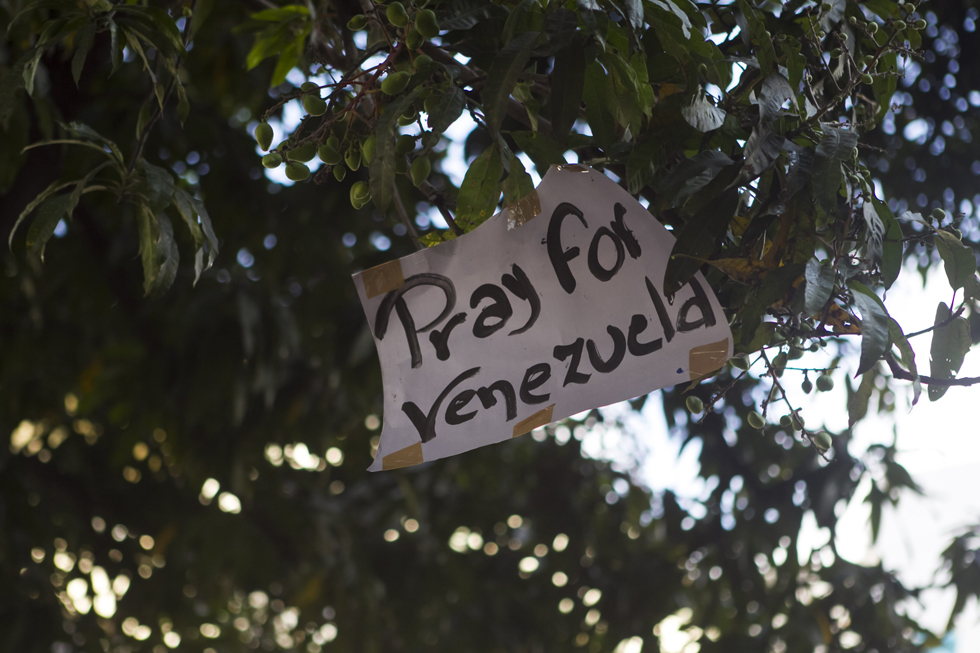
[
  {"xmin": 290, "ymin": 143, "xmax": 316, "ymax": 162},
  {"xmin": 410, "ymin": 156, "xmax": 431, "ymax": 187},
  {"xmin": 415, "ymin": 9, "xmax": 439, "ymax": 38},
  {"xmin": 302, "ymin": 95, "xmax": 327, "ymax": 116},
  {"xmin": 381, "ymin": 71, "xmax": 410, "ymax": 95},
  {"xmin": 254, "ymin": 123, "xmax": 274, "ymax": 151},
  {"xmin": 386, "ymin": 2, "xmax": 409, "ymax": 27},
  {"xmin": 285, "ymin": 162, "xmax": 310, "ymax": 181}
]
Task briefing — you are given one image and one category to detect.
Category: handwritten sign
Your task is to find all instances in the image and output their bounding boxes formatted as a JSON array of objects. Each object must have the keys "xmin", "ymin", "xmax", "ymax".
[{"xmin": 354, "ymin": 165, "xmax": 732, "ymax": 471}]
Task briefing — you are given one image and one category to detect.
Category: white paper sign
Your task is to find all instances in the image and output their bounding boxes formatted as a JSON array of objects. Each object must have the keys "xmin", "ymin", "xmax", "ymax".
[{"xmin": 354, "ymin": 165, "xmax": 733, "ymax": 471}]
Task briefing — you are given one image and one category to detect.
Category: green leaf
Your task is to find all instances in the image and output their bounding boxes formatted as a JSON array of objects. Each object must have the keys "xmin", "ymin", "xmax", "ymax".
[
  {"xmin": 655, "ymin": 151, "xmax": 733, "ymax": 211},
  {"xmin": 121, "ymin": 28, "xmax": 160, "ymax": 96},
  {"xmin": 811, "ymin": 124, "xmax": 858, "ymax": 213},
  {"xmin": 866, "ymin": 483, "xmax": 885, "ymax": 542},
  {"xmin": 619, "ymin": 0, "xmax": 644, "ymax": 32},
  {"xmin": 136, "ymin": 103, "xmax": 152, "ymax": 139},
  {"xmin": 848, "ymin": 280, "xmax": 890, "ymax": 377},
  {"xmin": 144, "ymin": 7, "xmax": 186, "ymax": 54},
  {"xmin": 482, "ymin": 31, "xmax": 538, "ymax": 134},
  {"xmin": 250, "ymin": 5, "xmax": 310, "ymax": 21},
  {"xmin": 649, "ymin": 0, "xmax": 692, "ymax": 37},
  {"xmin": 65, "ymin": 161, "xmax": 111, "ymax": 223},
  {"xmin": 758, "ymin": 72, "xmax": 795, "ymax": 123},
  {"xmin": 625, "ymin": 146, "xmax": 656, "ymax": 198},
  {"xmin": 501, "ymin": 154, "xmax": 534, "ymax": 206},
  {"xmin": 600, "ymin": 52, "xmax": 642, "ymax": 132},
  {"xmin": 928, "ymin": 302, "xmax": 971, "ymax": 402},
  {"xmin": 455, "ymin": 146, "xmax": 503, "ymax": 231},
  {"xmin": 153, "ymin": 213, "xmax": 180, "ymax": 296},
  {"xmin": 5, "ymin": 0, "xmax": 75, "ymax": 37},
  {"xmin": 964, "ymin": 275, "xmax": 980, "ymax": 302},
  {"xmin": 245, "ymin": 23, "xmax": 292, "ymax": 71},
  {"xmin": 663, "ymin": 166, "xmax": 740, "ymax": 297},
  {"xmin": 270, "ymin": 35, "xmax": 304, "ymax": 88},
  {"xmin": 8, "ymin": 178, "xmax": 75, "ymax": 250},
  {"xmin": 888, "ymin": 317, "xmax": 920, "ymax": 405},
  {"xmin": 138, "ymin": 207, "xmax": 159, "ymax": 296},
  {"xmin": 804, "ymin": 258, "xmax": 834, "ymax": 316},
  {"xmin": 509, "ymin": 130, "xmax": 566, "ymax": 172},
  {"xmin": 108, "ymin": 19, "xmax": 123, "ymax": 76},
  {"xmin": 735, "ymin": 0, "xmax": 776, "ymax": 72},
  {"xmin": 862, "ymin": 199, "xmax": 884, "ymax": 267},
  {"xmin": 22, "ymin": 47, "xmax": 44, "ymax": 97},
  {"xmin": 426, "ymin": 86, "xmax": 465, "ymax": 133},
  {"xmin": 173, "ymin": 187, "xmax": 204, "ymax": 247},
  {"xmin": 137, "ymin": 206, "xmax": 181, "ymax": 297},
  {"xmin": 877, "ymin": 199, "xmax": 902, "ymax": 289},
  {"xmin": 934, "ymin": 230, "xmax": 977, "ymax": 292},
  {"xmin": 734, "ymin": 124, "xmax": 783, "ymax": 186},
  {"xmin": 847, "ymin": 366, "xmax": 876, "ymax": 427},
  {"xmin": 501, "ymin": 0, "xmax": 537, "ymax": 48},
  {"xmin": 71, "ymin": 22, "xmax": 96, "ymax": 86},
  {"xmin": 63, "ymin": 121, "xmax": 124, "ymax": 164},
  {"xmin": 439, "ymin": 0, "xmax": 492, "ymax": 30},
  {"xmin": 737, "ymin": 321, "xmax": 776, "ymax": 353},
  {"xmin": 370, "ymin": 88, "xmax": 420, "ymax": 214},
  {"xmin": 26, "ymin": 194, "xmax": 72, "ymax": 261},
  {"xmin": 681, "ymin": 90, "xmax": 726, "ymax": 132},
  {"xmin": 582, "ymin": 61, "xmax": 616, "ymax": 146},
  {"xmin": 190, "ymin": 0, "xmax": 215, "ymax": 38},
  {"xmin": 175, "ymin": 79, "xmax": 190, "ymax": 125},
  {"xmin": 737, "ymin": 263, "xmax": 806, "ymax": 346},
  {"xmin": 511, "ymin": 81, "xmax": 540, "ymax": 132},
  {"xmin": 549, "ymin": 39, "xmax": 586, "ymax": 144},
  {"xmin": 780, "ymin": 37, "xmax": 805, "ymax": 97},
  {"xmin": 0, "ymin": 49, "xmax": 33, "ymax": 129},
  {"xmin": 190, "ymin": 196, "xmax": 219, "ymax": 270},
  {"xmin": 142, "ymin": 160, "xmax": 176, "ymax": 215}
]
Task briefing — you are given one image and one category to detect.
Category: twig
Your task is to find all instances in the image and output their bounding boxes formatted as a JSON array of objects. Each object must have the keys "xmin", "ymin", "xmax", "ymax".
[
  {"xmin": 885, "ymin": 352, "xmax": 980, "ymax": 387},
  {"xmin": 392, "ymin": 186, "xmax": 423, "ymax": 251},
  {"xmin": 903, "ymin": 304, "xmax": 966, "ymax": 339},
  {"xmin": 418, "ymin": 179, "xmax": 463, "ymax": 236}
]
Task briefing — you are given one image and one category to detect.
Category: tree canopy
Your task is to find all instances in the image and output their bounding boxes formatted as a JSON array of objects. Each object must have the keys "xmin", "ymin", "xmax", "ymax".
[{"xmin": 4, "ymin": 0, "xmax": 980, "ymax": 651}]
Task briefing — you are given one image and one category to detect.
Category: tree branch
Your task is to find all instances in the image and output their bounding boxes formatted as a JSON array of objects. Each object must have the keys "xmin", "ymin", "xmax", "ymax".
[
  {"xmin": 885, "ymin": 352, "xmax": 980, "ymax": 387},
  {"xmin": 903, "ymin": 304, "xmax": 966, "ymax": 339}
]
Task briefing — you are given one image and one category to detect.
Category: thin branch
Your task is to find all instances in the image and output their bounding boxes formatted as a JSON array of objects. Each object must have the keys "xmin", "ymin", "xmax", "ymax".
[
  {"xmin": 885, "ymin": 352, "xmax": 980, "ymax": 387},
  {"xmin": 418, "ymin": 179, "xmax": 463, "ymax": 236},
  {"xmin": 392, "ymin": 186, "xmax": 423, "ymax": 251},
  {"xmin": 904, "ymin": 304, "xmax": 966, "ymax": 339}
]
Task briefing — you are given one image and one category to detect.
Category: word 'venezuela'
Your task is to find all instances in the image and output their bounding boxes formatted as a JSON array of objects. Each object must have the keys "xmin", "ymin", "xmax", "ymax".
[{"xmin": 373, "ymin": 201, "xmax": 718, "ymax": 443}]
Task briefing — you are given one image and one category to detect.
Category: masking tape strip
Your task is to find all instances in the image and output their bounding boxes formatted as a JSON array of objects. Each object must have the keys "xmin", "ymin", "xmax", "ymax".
[
  {"xmin": 555, "ymin": 164, "xmax": 590, "ymax": 173},
  {"xmin": 382, "ymin": 441, "xmax": 423, "ymax": 470},
  {"xmin": 506, "ymin": 190, "xmax": 541, "ymax": 230},
  {"xmin": 512, "ymin": 404, "xmax": 555, "ymax": 438},
  {"xmin": 688, "ymin": 338, "xmax": 731, "ymax": 381},
  {"xmin": 362, "ymin": 259, "xmax": 405, "ymax": 299}
]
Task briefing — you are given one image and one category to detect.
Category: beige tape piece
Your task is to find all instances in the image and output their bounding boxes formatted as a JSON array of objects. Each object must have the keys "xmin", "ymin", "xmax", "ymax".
[
  {"xmin": 382, "ymin": 441, "xmax": 423, "ymax": 470},
  {"xmin": 362, "ymin": 259, "xmax": 405, "ymax": 299},
  {"xmin": 512, "ymin": 404, "xmax": 555, "ymax": 438},
  {"xmin": 688, "ymin": 338, "xmax": 731, "ymax": 380},
  {"xmin": 506, "ymin": 190, "xmax": 541, "ymax": 229},
  {"xmin": 555, "ymin": 164, "xmax": 590, "ymax": 173}
]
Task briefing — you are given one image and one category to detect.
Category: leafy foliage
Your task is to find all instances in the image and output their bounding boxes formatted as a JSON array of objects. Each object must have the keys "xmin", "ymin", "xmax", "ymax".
[{"xmin": 4, "ymin": 0, "xmax": 980, "ymax": 652}]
